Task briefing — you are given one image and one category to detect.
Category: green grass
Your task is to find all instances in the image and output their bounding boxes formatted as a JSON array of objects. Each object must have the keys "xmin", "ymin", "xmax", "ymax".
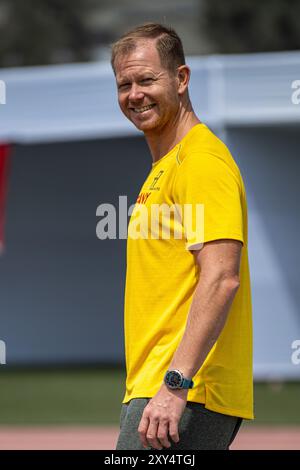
[
  {"xmin": 0, "ymin": 367, "xmax": 299, "ymax": 426},
  {"xmin": 250, "ymin": 381, "xmax": 300, "ymax": 426},
  {"xmin": 0, "ymin": 367, "xmax": 126, "ymax": 425}
]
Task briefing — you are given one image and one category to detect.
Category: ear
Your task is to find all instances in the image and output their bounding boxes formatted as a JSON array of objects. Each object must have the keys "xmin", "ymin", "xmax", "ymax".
[{"xmin": 177, "ymin": 65, "xmax": 190, "ymax": 95}]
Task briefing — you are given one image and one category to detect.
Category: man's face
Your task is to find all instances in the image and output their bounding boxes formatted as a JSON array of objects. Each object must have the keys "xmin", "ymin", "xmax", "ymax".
[{"xmin": 114, "ymin": 40, "xmax": 180, "ymax": 133}]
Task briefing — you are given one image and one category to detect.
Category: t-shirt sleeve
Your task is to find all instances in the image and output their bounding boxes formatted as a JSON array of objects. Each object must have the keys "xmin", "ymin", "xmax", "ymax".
[{"xmin": 173, "ymin": 152, "xmax": 244, "ymax": 250}]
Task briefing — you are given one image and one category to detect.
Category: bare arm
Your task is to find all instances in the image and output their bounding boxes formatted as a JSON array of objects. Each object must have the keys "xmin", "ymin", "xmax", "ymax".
[
  {"xmin": 168, "ymin": 238, "xmax": 242, "ymax": 378},
  {"xmin": 138, "ymin": 238, "xmax": 242, "ymax": 450}
]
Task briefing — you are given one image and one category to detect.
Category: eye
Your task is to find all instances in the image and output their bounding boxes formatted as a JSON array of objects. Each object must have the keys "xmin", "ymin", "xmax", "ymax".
[
  {"xmin": 118, "ymin": 83, "xmax": 130, "ymax": 91},
  {"xmin": 140, "ymin": 78, "xmax": 154, "ymax": 85}
]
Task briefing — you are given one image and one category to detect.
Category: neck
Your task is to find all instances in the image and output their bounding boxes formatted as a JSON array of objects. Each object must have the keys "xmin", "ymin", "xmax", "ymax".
[{"xmin": 144, "ymin": 100, "xmax": 201, "ymax": 163}]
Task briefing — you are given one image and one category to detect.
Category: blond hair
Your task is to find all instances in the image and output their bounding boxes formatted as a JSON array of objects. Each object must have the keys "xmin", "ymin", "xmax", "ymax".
[{"xmin": 111, "ymin": 23, "xmax": 186, "ymax": 74}]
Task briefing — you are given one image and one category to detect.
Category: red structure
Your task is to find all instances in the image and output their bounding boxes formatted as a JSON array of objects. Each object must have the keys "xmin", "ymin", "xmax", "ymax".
[{"xmin": 0, "ymin": 143, "xmax": 10, "ymax": 252}]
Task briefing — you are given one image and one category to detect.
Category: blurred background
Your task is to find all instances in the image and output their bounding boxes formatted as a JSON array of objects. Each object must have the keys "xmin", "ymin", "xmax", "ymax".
[{"xmin": 0, "ymin": 0, "xmax": 300, "ymax": 450}]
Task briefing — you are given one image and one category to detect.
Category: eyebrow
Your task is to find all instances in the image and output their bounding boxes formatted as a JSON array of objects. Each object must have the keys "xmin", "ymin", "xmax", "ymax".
[
  {"xmin": 117, "ymin": 80, "xmax": 130, "ymax": 86},
  {"xmin": 117, "ymin": 72, "xmax": 156, "ymax": 85}
]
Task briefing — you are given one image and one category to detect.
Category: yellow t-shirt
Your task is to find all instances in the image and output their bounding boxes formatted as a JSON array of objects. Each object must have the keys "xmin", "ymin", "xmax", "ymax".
[{"xmin": 123, "ymin": 123, "xmax": 253, "ymax": 420}]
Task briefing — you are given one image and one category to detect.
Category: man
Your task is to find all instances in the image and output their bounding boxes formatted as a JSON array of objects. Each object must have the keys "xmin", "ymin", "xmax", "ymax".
[{"xmin": 111, "ymin": 23, "xmax": 253, "ymax": 450}]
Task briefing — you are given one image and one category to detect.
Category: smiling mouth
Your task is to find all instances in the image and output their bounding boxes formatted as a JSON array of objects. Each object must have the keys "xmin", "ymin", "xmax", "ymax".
[{"xmin": 130, "ymin": 104, "xmax": 156, "ymax": 114}]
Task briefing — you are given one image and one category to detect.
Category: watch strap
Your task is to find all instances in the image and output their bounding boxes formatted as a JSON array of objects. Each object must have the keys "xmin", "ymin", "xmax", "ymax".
[{"xmin": 182, "ymin": 377, "xmax": 194, "ymax": 389}]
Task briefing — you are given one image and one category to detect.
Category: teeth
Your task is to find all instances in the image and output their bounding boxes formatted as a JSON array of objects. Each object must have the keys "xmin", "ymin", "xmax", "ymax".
[{"xmin": 133, "ymin": 104, "xmax": 155, "ymax": 113}]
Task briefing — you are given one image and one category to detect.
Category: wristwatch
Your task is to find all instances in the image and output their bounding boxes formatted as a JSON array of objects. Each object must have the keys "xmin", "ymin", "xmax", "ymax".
[{"xmin": 164, "ymin": 369, "xmax": 194, "ymax": 390}]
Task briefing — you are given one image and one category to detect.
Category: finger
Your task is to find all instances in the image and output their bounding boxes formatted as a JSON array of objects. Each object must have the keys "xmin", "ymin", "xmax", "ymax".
[
  {"xmin": 157, "ymin": 419, "xmax": 171, "ymax": 448},
  {"xmin": 169, "ymin": 419, "xmax": 180, "ymax": 444},
  {"xmin": 145, "ymin": 417, "xmax": 162, "ymax": 450},
  {"xmin": 138, "ymin": 414, "xmax": 150, "ymax": 448}
]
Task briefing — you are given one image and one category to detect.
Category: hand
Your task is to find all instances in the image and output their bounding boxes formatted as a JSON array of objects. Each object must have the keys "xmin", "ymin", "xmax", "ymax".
[{"xmin": 137, "ymin": 383, "xmax": 188, "ymax": 450}]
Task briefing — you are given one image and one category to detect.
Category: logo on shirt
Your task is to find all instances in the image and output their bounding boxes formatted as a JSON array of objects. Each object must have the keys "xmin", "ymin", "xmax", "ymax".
[
  {"xmin": 136, "ymin": 192, "xmax": 151, "ymax": 204},
  {"xmin": 149, "ymin": 170, "xmax": 164, "ymax": 191}
]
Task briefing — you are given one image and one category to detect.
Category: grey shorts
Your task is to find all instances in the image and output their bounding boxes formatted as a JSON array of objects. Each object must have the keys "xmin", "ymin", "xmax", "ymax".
[{"xmin": 116, "ymin": 398, "xmax": 242, "ymax": 450}]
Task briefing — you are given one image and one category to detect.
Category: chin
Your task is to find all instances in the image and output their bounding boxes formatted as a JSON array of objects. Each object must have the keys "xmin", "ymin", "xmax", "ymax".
[
  {"xmin": 134, "ymin": 123, "xmax": 154, "ymax": 132},
  {"xmin": 132, "ymin": 118, "xmax": 161, "ymax": 133}
]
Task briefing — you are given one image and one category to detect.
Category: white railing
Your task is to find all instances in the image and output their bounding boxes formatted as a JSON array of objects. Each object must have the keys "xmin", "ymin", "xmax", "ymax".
[{"xmin": 0, "ymin": 51, "xmax": 300, "ymax": 143}]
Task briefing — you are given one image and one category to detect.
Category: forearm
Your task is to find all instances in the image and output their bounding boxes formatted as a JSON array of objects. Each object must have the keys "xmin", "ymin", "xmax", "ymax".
[{"xmin": 168, "ymin": 274, "xmax": 240, "ymax": 379}]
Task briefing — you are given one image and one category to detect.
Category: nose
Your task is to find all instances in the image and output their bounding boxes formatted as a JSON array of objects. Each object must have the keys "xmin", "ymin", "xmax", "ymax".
[{"xmin": 128, "ymin": 83, "xmax": 144, "ymax": 102}]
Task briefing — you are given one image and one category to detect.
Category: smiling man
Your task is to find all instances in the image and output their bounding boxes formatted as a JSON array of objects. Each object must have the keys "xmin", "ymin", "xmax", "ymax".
[{"xmin": 111, "ymin": 23, "xmax": 253, "ymax": 450}]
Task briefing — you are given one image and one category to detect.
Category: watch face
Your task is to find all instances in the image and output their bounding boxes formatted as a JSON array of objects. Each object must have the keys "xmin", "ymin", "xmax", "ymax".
[{"xmin": 165, "ymin": 370, "xmax": 182, "ymax": 389}]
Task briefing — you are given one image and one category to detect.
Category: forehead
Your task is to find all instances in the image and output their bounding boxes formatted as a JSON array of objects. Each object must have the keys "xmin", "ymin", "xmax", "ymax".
[{"xmin": 115, "ymin": 40, "xmax": 165, "ymax": 79}]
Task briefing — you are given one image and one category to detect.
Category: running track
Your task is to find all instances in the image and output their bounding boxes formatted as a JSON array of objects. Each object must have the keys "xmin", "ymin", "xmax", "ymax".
[{"xmin": 0, "ymin": 426, "xmax": 299, "ymax": 450}]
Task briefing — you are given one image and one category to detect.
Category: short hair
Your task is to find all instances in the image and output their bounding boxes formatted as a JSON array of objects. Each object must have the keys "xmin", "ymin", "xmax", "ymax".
[{"xmin": 111, "ymin": 23, "xmax": 186, "ymax": 74}]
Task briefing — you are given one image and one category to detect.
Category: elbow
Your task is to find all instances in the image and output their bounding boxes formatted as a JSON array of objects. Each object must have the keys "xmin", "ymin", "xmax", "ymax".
[
  {"xmin": 200, "ymin": 270, "xmax": 240, "ymax": 293},
  {"xmin": 221, "ymin": 275, "xmax": 240, "ymax": 293}
]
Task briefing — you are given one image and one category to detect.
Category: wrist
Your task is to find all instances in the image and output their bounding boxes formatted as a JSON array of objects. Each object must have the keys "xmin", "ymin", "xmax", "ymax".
[
  {"xmin": 168, "ymin": 363, "xmax": 194, "ymax": 379},
  {"xmin": 161, "ymin": 382, "xmax": 188, "ymax": 396},
  {"xmin": 163, "ymin": 369, "xmax": 194, "ymax": 390}
]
